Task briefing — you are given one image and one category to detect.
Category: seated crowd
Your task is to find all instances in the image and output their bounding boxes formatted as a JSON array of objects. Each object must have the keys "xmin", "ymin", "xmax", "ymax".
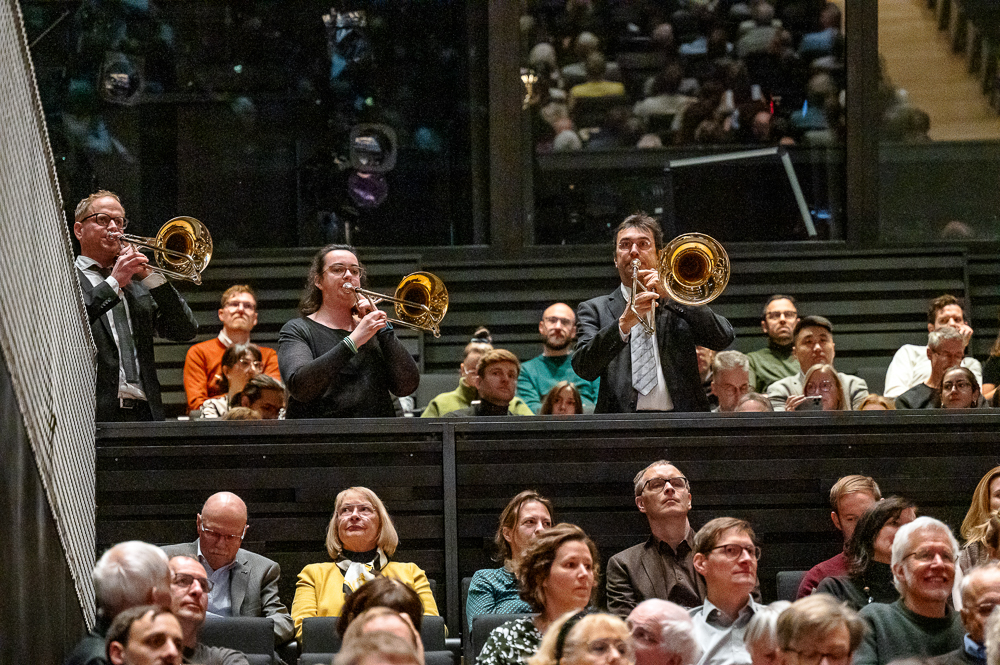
[{"xmin": 66, "ymin": 463, "xmax": 1000, "ymax": 665}]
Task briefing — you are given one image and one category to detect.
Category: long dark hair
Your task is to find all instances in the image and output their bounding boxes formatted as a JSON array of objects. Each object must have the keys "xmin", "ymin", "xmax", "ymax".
[
  {"xmin": 217, "ymin": 343, "xmax": 262, "ymax": 393},
  {"xmin": 846, "ymin": 496, "xmax": 915, "ymax": 577},
  {"xmin": 298, "ymin": 244, "xmax": 364, "ymax": 315}
]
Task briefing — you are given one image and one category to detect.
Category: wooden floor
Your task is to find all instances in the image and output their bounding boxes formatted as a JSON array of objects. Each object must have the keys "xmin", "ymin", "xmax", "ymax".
[{"xmin": 879, "ymin": 0, "xmax": 1000, "ymax": 140}]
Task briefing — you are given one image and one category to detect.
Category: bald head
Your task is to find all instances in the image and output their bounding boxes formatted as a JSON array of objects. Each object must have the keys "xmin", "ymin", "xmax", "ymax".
[
  {"xmin": 628, "ymin": 599, "xmax": 701, "ymax": 665},
  {"xmin": 540, "ymin": 302, "xmax": 577, "ymax": 355},
  {"xmin": 197, "ymin": 492, "xmax": 248, "ymax": 570}
]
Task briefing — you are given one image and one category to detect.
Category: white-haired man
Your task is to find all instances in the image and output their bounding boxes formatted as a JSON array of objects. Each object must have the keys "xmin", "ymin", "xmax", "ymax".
[
  {"xmin": 710, "ymin": 351, "xmax": 752, "ymax": 412},
  {"xmin": 629, "ymin": 599, "xmax": 703, "ymax": 665},
  {"xmin": 895, "ymin": 326, "xmax": 967, "ymax": 409},
  {"xmin": 854, "ymin": 516, "xmax": 965, "ymax": 665},
  {"xmin": 928, "ymin": 563, "xmax": 1000, "ymax": 665},
  {"xmin": 64, "ymin": 541, "xmax": 173, "ymax": 665}
]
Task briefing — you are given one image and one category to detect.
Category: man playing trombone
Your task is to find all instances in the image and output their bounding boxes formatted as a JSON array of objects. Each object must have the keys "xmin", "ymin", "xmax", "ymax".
[
  {"xmin": 73, "ymin": 190, "xmax": 198, "ymax": 422},
  {"xmin": 572, "ymin": 213, "xmax": 735, "ymax": 413}
]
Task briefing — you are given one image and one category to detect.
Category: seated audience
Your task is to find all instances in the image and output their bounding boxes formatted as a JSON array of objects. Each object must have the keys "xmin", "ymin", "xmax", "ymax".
[
  {"xmin": 689, "ymin": 518, "xmax": 762, "ymax": 665},
  {"xmin": 940, "ymin": 367, "xmax": 984, "ymax": 409},
  {"xmin": 734, "ymin": 393, "xmax": 774, "ymax": 412},
  {"xmin": 568, "ymin": 52, "xmax": 626, "ymax": 108},
  {"xmin": 517, "ymin": 303, "xmax": 599, "ymax": 413},
  {"xmin": 632, "ymin": 64, "xmax": 694, "ymax": 129},
  {"xmin": 105, "ymin": 605, "xmax": 183, "ymax": 665},
  {"xmin": 527, "ymin": 611, "xmax": 633, "ymax": 665},
  {"xmin": 467, "ymin": 490, "xmax": 554, "ymax": 631},
  {"xmin": 341, "ymin": 607, "xmax": 424, "ymax": 664},
  {"xmin": 183, "ymin": 285, "xmax": 279, "ymax": 412},
  {"xmin": 711, "ymin": 351, "xmax": 752, "ymax": 413},
  {"xmin": 422, "ymin": 333, "xmax": 512, "ymax": 417},
  {"xmin": 200, "ymin": 343, "xmax": 263, "ymax": 418},
  {"xmin": 895, "ymin": 327, "xmax": 966, "ymax": 410},
  {"xmin": 798, "ymin": 363, "xmax": 848, "ymax": 411},
  {"xmin": 222, "ymin": 406, "xmax": 261, "ymax": 420},
  {"xmin": 65, "ymin": 541, "xmax": 173, "ymax": 665},
  {"xmin": 776, "ymin": 594, "xmax": 866, "ymax": 665},
  {"xmin": 743, "ymin": 600, "xmax": 791, "ymax": 665},
  {"xmin": 980, "ymin": 325, "xmax": 1000, "ymax": 403},
  {"xmin": 766, "ymin": 316, "xmax": 868, "ymax": 411},
  {"xmin": 884, "ymin": 295, "xmax": 981, "ymax": 399},
  {"xmin": 291, "ymin": 487, "xmax": 438, "ymax": 639},
  {"xmin": 447, "ymin": 349, "xmax": 534, "ymax": 417},
  {"xmin": 627, "ymin": 599, "xmax": 702, "ymax": 665},
  {"xmin": 798, "ymin": 4, "xmax": 842, "ymax": 61},
  {"xmin": 697, "ymin": 347, "xmax": 718, "ymax": 408},
  {"xmin": 539, "ymin": 381, "xmax": 584, "ymax": 415},
  {"xmin": 232, "ymin": 374, "xmax": 285, "ymax": 419},
  {"xmin": 167, "ymin": 556, "xmax": 250, "ymax": 664},
  {"xmin": 338, "ymin": 577, "xmax": 424, "ymax": 637},
  {"xmin": 562, "ymin": 32, "xmax": 618, "ymax": 89},
  {"xmin": 960, "ymin": 467, "xmax": 1000, "ymax": 572},
  {"xmin": 747, "ymin": 296, "xmax": 800, "ymax": 393},
  {"xmin": 736, "ymin": 2, "xmax": 780, "ymax": 58},
  {"xmin": 859, "ymin": 394, "xmax": 895, "ymax": 410},
  {"xmin": 927, "ymin": 563, "xmax": 1000, "ymax": 665},
  {"xmin": 814, "ymin": 496, "xmax": 917, "ymax": 609},
  {"xmin": 278, "ymin": 244, "xmax": 419, "ymax": 418},
  {"xmin": 477, "ymin": 524, "xmax": 599, "ymax": 665},
  {"xmin": 796, "ymin": 475, "xmax": 882, "ymax": 598},
  {"xmin": 334, "ymin": 630, "xmax": 422, "ymax": 665},
  {"xmin": 853, "ymin": 517, "xmax": 964, "ymax": 665}
]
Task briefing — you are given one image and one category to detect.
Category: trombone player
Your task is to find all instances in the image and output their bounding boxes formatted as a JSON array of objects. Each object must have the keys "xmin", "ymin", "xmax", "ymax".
[
  {"xmin": 572, "ymin": 213, "xmax": 734, "ymax": 413},
  {"xmin": 73, "ymin": 190, "xmax": 198, "ymax": 422}
]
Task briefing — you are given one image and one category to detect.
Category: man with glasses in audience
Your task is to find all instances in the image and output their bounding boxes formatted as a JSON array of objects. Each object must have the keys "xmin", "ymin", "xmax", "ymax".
[
  {"xmin": 710, "ymin": 351, "xmax": 752, "ymax": 413},
  {"xmin": 516, "ymin": 302, "xmax": 599, "ymax": 413},
  {"xmin": 73, "ymin": 190, "xmax": 198, "ymax": 422},
  {"xmin": 167, "ymin": 556, "xmax": 250, "ymax": 664},
  {"xmin": 895, "ymin": 327, "xmax": 966, "ymax": 409},
  {"xmin": 184, "ymin": 285, "xmax": 281, "ymax": 413},
  {"xmin": 163, "ymin": 492, "xmax": 293, "ymax": 646},
  {"xmin": 854, "ymin": 516, "xmax": 965, "ymax": 665},
  {"xmin": 689, "ymin": 517, "xmax": 762, "ymax": 665},
  {"xmin": 928, "ymin": 563, "xmax": 1000, "ymax": 665},
  {"xmin": 777, "ymin": 594, "xmax": 866, "ymax": 665},
  {"xmin": 747, "ymin": 295, "xmax": 800, "ymax": 393},
  {"xmin": 607, "ymin": 461, "xmax": 706, "ymax": 616}
]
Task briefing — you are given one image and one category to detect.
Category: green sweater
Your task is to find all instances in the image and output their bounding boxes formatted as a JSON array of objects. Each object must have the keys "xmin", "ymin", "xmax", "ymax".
[
  {"xmin": 747, "ymin": 342, "xmax": 800, "ymax": 393},
  {"xmin": 421, "ymin": 378, "xmax": 534, "ymax": 417},
  {"xmin": 855, "ymin": 599, "xmax": 964, "ymax": 665},
  {"xmin": 516, "ymin": 353, "xmax": 599, "ymax": 412}
]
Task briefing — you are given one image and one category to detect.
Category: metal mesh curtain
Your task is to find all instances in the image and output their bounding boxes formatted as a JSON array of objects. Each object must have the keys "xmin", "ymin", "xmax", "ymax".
[{"xmin": 0, "ymin": 0, "xmax": 97, "ymax": 628}]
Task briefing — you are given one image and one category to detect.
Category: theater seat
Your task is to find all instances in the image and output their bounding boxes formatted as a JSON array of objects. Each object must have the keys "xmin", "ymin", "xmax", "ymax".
[
  {"xmin": 301, "ymin": 615, "xmax": 446, "ymax": 653},
  {"xmin": 776, "ymin": 570, "xmax": 808, "ymax": 601},
  {"xmin": 470, "ymin": 613, "xmax": 532, "ymax": 662},
  {"xmin": 200, "ymin": 616, "xmax": 276, "ymax": 665}
]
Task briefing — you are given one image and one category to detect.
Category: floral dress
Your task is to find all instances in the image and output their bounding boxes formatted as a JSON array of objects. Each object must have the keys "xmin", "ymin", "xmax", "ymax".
[{"xmin": 476, "ymin": 617, "xmax": 542, "ymax": 665}]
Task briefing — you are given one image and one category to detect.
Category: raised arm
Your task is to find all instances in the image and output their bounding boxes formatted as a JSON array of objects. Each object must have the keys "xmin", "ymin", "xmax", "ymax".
[{"xmin": 573, "ymin": 297, "xmax": 627, "ymax": 382}]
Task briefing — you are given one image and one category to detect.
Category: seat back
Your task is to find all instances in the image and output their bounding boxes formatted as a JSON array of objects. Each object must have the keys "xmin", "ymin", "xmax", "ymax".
[
  {"xmin": 470, "ymin": 613, "xmax": 533, "ymax": 662},
  {"xmin": 421, "ymin": 615, "xmax": 447, "ymax": 651},
  {"xmin": 776, "ymin": 570, "xmax": 808, "ymax": 601},
  {"xmin": 200, "ymin": 616, "xmax": 276, "ymax": 665},
  {"xmin": 301, "ymin": 616, "xmax": 341, "ymax": 653}
]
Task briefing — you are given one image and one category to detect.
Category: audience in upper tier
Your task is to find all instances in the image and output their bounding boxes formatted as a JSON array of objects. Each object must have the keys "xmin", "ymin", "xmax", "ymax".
[
  {"xmin": 447, "ymin": 349, "xmax": 534, "ymax": 417},
  {"xmin": 516, "ymin": 303, "xmax": 599, "ymax": 413}
]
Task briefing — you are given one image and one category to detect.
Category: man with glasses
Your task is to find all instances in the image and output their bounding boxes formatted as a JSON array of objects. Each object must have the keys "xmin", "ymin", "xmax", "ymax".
[
  {"xmin": 607, "ymin": 461, "xmax": 706, "ymax": 616},
  {"xmin": 73, "ymin": 190, "xmax": 198, "ymax": 422},
  {"xmin": 895, "ymin": 327, "xmax": 966, "ymax": 409},
  {"xmin": 689, "ymin": 517, "xmax": 762, "ymax": 665},
  {"xmin": 516, "ymin": 302, "xmax": 600, "ymax": 413},
  {"xmin": 163, "ymin": 492, "xmax": 293, "ymax": 646},
  {"xmin": 573, "ymin": 214, "xmax": 735, "ymax": 413},
  {"xmin": 854, "ymin": 516, "xmax": 965, "ymax": 665},
  {"xmin": 776, "ymin": 594, "xmax": 866, "ymax": 665},
  {"xmin": 747, "ymin": 295, "xmax": 800, "ymax": 393},
  {"xmin": 710, "ymin": 351, "xmax": 752, "ymax": 412},
  {"xmin": 183, "ymin": 285, "xmax": 281, "ymax": 413},
  {"xmin": 928, "ymin": 563, "xmax": 1000, "ymax": 665},
  {"xmin": 167, "ymin": 556, "xmax": 250, "ymax": 664}
]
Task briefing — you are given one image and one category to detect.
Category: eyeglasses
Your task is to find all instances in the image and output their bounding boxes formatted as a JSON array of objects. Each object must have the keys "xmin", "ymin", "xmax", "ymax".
[
  {"xmin": 200, "ymin": 523, "xmax": 248, "ymax": 542},
  {"xmin": 80, "ymin": 212, "xmax": 129, "ymax": 231},
  {"xmin": 903, "ymin": 548, "xmax": 956, "ymax": 565},
  {"xmin": 618, "ymin": 238, "xmax": 653, "ymax": 252},
  {"xmin": 709, "ymin": 543, "xmax": 762, "ymax": 561},
  {"xmin": 585, "ymin": 638, "xmax": 632, "ymax": 658},
  {"xmin": 807, "ymin": 380, "xmax": 835, "ymax": 393},
  {"xmin": 942, "ymin": 380, "xmax": 973, "ymax": 391},
  {"xmin": 323, "ymin": 263, "xmax": 364, "ymax": 278},
  {"xmin": 238, "ymin": 358, "xmax": 264, "ymax": 370},
  {"xmin": 339, "ymin": 503, "xmax": 376, "ymax": 518},
  {"xmin": 172, "ymin": 572, "xmax": 214, "ymax": 593},
  {"xmin": 642, "ymin": 476, "xmax": 688, "ymax": 493},
  {"xmin": 785, "ymin": 649, "xmax": 852, "ymax": 665},
  {"xmin": 224, "ymin": 300, "xmax": 256, "ymax": 312}
]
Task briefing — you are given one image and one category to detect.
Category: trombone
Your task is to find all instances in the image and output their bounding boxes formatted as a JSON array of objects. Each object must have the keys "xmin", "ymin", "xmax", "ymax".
[
  {"xmin": 110, "ymin": 216, "xmax": 213, "ymax": 285},
  {"xmin": 345, "ymin": 271, "xmax": 449, "ymax": 338}
]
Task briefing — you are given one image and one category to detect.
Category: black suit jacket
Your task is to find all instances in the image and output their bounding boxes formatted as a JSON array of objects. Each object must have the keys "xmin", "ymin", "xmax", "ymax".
[
  {"xmin": 572, "ymin": 288, "xmax": 735, "ymax": 413},
  {"xmin": 76, "ymin": 268, "xmax": 197, "ymax": 421}
]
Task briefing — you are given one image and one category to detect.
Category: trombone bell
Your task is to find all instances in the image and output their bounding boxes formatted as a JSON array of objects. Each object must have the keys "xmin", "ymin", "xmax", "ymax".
[
  {"xmin": 658, "ymin": 233, "xmax": 730, "ymax": 305},
  {"xmin": 115, "ymin": 216, "xmax": 213, "ymax": 284},
  {"xmin": 350, "ymin": 271, "xmax": 449, "ymax": 337}
]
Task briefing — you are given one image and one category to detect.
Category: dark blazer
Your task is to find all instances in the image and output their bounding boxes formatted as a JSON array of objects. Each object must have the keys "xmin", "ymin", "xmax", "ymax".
[
  {"xmin": 572, "ymin": 288, "xmax": 735, "ymax": 413},
  {"xmin": 161, "ymin": 541, "xmax": 295, "ymax": 645},
  {"xmin": 76, "ymin": 268, "xmax": 197, "ymax": 421},
  {"xmin": 606, "ymin": 534, "xmax": 707, "ymax": 616}
]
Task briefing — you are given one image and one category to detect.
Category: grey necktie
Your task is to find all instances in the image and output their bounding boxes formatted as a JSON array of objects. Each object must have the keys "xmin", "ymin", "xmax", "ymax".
[
  {"xmin": 630, "ymin": 320, "xmax": 657, "ymax": 395},
  {"xmin": 111, "ymin": 292, "xmax": 140, "ymax": 383}
]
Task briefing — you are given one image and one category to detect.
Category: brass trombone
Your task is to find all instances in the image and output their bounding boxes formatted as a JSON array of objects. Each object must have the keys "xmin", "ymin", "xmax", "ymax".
[
  {"xmin": 110, "ymin": 217, "xmax": 213, "ymax": 285},
  {"xmin": 345, "ymin": 271, "xmax": 449, "ymax": 338},
  {"xmin": 628, "ymin": 259, "xmax": 657, "ymax": 336}
]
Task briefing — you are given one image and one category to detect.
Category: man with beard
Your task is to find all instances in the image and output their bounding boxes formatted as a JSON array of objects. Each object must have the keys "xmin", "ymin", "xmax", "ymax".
[
  {"xmin": 516, "ymin": 302, "xmax": 599, "ymax": 413},
  {"xmin": 747, "ymin": 295, "xmax": 800, "ymax": 393}
]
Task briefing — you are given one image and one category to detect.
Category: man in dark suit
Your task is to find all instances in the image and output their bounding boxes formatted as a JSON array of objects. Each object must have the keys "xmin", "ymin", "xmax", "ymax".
[
  {"xmin": 162, "ymin": 492, "xmax": 294, "ymax": 646},
  {"xmin": 607, "ymin": 460, "xmax": 706, "ymax": 617},
  {"xmin": 572, "ymin": 213, "xmax": 734, "ymax": 413},
  {"xmin": 73, "ymin": 190, "xmax": 198, "ymax": 421}
]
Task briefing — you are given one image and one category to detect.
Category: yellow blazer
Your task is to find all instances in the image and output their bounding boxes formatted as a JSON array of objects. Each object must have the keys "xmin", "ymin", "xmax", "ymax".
[{"xmin": 291, "ymin": 560, "xmax": 440, "ymax": 638}]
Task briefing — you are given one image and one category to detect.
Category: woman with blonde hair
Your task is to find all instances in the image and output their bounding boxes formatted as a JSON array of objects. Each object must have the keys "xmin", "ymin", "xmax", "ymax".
[
  {"xmin": 801, "ymin": 363, "xmax": 848, "ymax": 411},
  {"xmin": 858, "ymin": 394, "xmax": 895, "ymax": 411},
  {"xmin": 959, "ymin": 466, "xmax": 1000, "ymax": 571},
  {"xmin": 527, "ymin": 611, "xmax": 633, "ymax": 665}
]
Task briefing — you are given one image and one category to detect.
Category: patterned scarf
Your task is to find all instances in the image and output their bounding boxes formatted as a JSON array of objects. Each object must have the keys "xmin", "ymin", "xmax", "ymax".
[{"xmin": 337, "ymin": 547, "xmax": 388, "ymax": 596}]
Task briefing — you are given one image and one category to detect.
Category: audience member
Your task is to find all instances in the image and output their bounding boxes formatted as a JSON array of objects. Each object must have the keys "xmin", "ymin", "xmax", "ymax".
[
  {"xmin": 710, "ymin": 351, "xmax": 752, "ymax": 412},
  {"xmin": 743, "ymin": 601, "xmax": 791, "ymax": 665},
  {"xmin": 853, "ymin": 517, "xmax": 964, "ymax": 665},
  {"xmin": 940, "ymin": 367, "xmax": 984, "ymax": 409},
  {"xmin": 607, "ymin": 461, "xmax": 705, "ymax": 616},
  {"xmin": 628, "ymin": 599, "xmax": 703, "ymax": 665},
  {"xmin": 341, "ymin": 607, "xmax": 425, "ymax": 664},
  {"xmin": 801, "ymin": 363, "xmax": 848, "ymax": 411},
  {"xmin": 334, "ymin": 630, "xmax": 422, "ymax": 665},
  {"xmin": 517, "ymin": 303, "xmax": 599, "ymax": 413},
  {"xmin": 232, "ymin": 374, "xmax": 285, "ymax": 419},
  {"xmin": 467, "ymin": 490, "xmax": 554, "ymax": 631},
  {"xmin": 796, "ymin": 475, "xmax": 882, "ymax": 598},
  {"xmin": 859, "ymin": 395, "xmax": 896, "ymax": 410},
  {"xmin": 183, "ymin": 285, "xmax": 279, "ymax": 412},
  {"xmin": 736, "ymin": 2, "xmax": 780, "ymax": 58},
  {"xmin": 927, "ymin": 563, "xmax": 1000, "ymax": 665},
  {"xmin": 221, "ymin": 406, "xmax": 262, "ymax": 420},
  {"xmin": 798, "ymin": 4, "xmax": 842, "ymax": 61},
  {"xmin": 568, "ymin": 52, "xmax": 626, "ymax": 108},
  {"xmin": 561, "ymin": 32, "xmax": 604, "ymax": 88},
  {"xmin": 527, "ymin": 612, "xmax": 633, "ymax": 665},
  {"xmin": 776, "ymin": 594, "xmax": 866, "ymax": 665},
  {"xmin": 199, "ymin": 343, "xmax": 263, "ymax": 418},
  {"xmin": 734, "ymin": 393, "xmax": 774, "ymax": 412},
  {"xmin": 290, "ymin": 487, "xmax": 439, "ymax": 639},
  {"xmin": 814, "ymin": 496, "xmax": 917, "ymax": 609},
  {"xmin": 895, "ymin": 327, "xmax": 966, "ymax": 410},
  {"xmin": 338, "ymin": 576, "xmax": 424, "ymax": 637},
  {"xmin": 105, "ymin": 605, "xmax": 183, "ymax": 665},
  {"xmin": 960, "ymin": 467, "xmax": 1000, "ymax": 572},
  {"xmin": 766, "ymin": 316, "xmax": 868, "ymax": 411},
  {"xmin": 422, "ymin": 335, "xmax": 512, "ymax": 417},
  {"xmin": 697, "ymin": 346, "xmax": 718, "ymax": 409},
  {"xmin": 65, "ymin": 541, "xmax": 173, "ymax": 665},
  {"xmin": 447, "ymin": 349, "xmax": 534, "ymax": 416},
  {"xmin": 477, "ymin": 524, "xmax": 599, "ymax": 665},
  {"xmin": 989, "ymin": 607, "xmax": 1000, "ymax": 665},
  {"xmin": 633, "ymin": 64, "xmax": 694, "ymax": 129},
  {"xmin": 884, "ymin": 296, "xmax": 981, "ymax": 399},
  {"xmin": 573, "ymin": 214, "xmax": 735, "ymax": 413},
  {"xmin": 539, "ymin": 381, "xmax": 585, "ymax": 415},
  {"xmin": 689, "ymin": 517, "xmax": 762, "ymax": 665},
  {"xmin": 167, "ymin": 556, "xmax": 250, "ymax": 665},
  {"xmin": 279, "ymin": 244, "xmax": 419, "ymax": 418},
  {"xmin": 747, "ymin": 296, "xmax": 800, "ymax": 393},
  {"xmin": 161, "ymin": 492, "xmax": 293, "ymax": 645},
  {"xmin": 980, "ymin": 324, "xmax": 1000, "ymax": 403}
]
